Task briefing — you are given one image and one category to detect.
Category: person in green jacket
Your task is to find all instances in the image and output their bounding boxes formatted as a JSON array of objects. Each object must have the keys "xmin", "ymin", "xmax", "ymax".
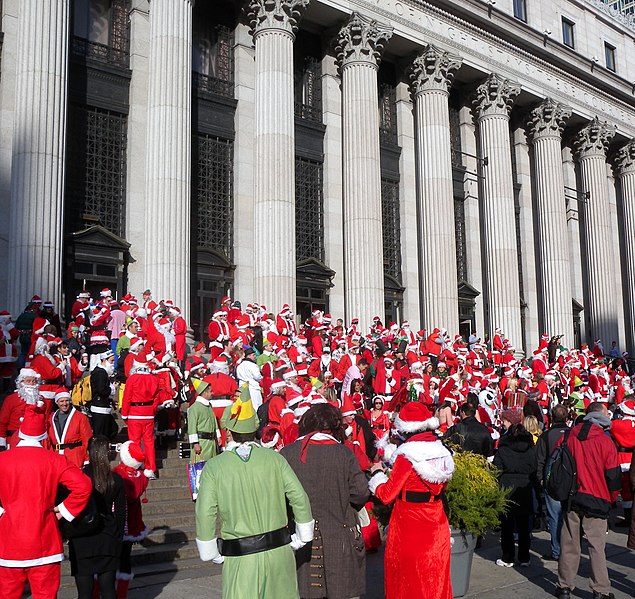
[
  {"xmin": 195, "ymin": 386, "xmax": 314, "ymax": 599},
  {"xmin": 188, "ymin": 377, "xmax": 220, "ymax": 462}
]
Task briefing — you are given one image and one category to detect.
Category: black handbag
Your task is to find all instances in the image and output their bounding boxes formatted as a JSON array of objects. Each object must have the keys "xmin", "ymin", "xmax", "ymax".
[{"xmin": 56, "ymin": 485, "xmax": 103, "ymax": 539}]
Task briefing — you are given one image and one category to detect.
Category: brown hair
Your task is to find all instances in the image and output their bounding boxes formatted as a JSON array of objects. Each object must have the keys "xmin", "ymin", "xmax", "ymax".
[
  {"xmin": 88, "ymin": 435, "xmax": 115, "ymax": 496},
  {"xmin": 298, "ymin": 404, "xmax": 346, "ymax": 443}
]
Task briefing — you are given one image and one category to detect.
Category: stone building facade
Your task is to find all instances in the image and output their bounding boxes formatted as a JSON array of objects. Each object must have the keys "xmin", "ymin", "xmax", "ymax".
[{"xmin": 1, "ymin": 0, "xmax": 635, "ymax": 353}]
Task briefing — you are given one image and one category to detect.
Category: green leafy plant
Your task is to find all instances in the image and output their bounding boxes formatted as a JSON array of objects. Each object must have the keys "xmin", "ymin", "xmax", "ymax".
[{"xmin": 445, "ymin": 449, "xmax": 510, "ymax": 537}]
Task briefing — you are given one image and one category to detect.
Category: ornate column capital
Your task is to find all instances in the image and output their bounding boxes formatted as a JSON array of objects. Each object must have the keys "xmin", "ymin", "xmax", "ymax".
[
  {"xmin": 247, "ymin": 0, "xmax": 309, "ymax": 37},
  {"xmin": 614, "ymin": 139, "xmax": 635, "ymax": 175},
  {"xmin": 408, "ymin": 45, "xmax": 462, "ymax": 97},
  {"xmin": 335, "ymin": 12, "xmax": 393, "ymax": 70},
  {"xmin": 527, "ymin": 98, "xmax": 571, "ymax": 142},
  {"xmin": 574, "ymin": 117, "xmax": 616, "ymax": 159},
  {"xmin": 472, "ymin": 73, "xmax": 520, "ymax": 119}
]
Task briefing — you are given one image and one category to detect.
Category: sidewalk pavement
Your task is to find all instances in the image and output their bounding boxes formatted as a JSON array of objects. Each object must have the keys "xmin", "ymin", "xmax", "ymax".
[{"xmin": 50, "ymin": 522, "xmax": 634, "ymax": 599}]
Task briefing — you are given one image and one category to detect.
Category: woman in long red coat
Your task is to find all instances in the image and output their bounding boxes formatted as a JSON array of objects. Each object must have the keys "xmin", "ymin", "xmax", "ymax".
[{"xmin": 368, "ymin": 402, "xmax": 454, "ymax": 599}]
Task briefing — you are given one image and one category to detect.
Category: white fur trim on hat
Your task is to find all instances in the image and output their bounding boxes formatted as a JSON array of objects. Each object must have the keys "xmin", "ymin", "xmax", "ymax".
[
  {"xmin": 393, "ymin": 414, "xmax": 440, "ymax": 434},
  {"xmin": 119, "ymin": 441, "xmax": 143, "ymax": 470}
]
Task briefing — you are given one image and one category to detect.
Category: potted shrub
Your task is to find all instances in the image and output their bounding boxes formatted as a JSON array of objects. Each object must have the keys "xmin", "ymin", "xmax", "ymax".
[{"xmin": 446, "ymin": 450, "xmax": 510, "ymax": 597}]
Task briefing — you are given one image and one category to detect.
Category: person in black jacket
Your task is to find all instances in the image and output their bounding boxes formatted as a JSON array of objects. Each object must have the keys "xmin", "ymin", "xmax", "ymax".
[
  {"xmin": 444, "ymin": 402, "xmax": 494, "ymax": 457},
  {"xmin": 535, "ymin": 404, "xmax": 569, "ymax": 561},
  {"xmin": 493, "ymin": 408, "xmax": 537, "ymax": 568},
  {"xmin": 89, "ymin": 351, "xmax": 118, "ymax": 439},
  {"xmin": 69, "ymin": 435, "xmax": 126, "ymax": 599}
]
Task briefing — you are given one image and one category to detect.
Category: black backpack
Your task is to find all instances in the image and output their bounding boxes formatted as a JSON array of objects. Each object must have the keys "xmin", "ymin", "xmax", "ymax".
[{"xmin": 545, "ymin": 422, "xmax": 590, "ymax": 507}]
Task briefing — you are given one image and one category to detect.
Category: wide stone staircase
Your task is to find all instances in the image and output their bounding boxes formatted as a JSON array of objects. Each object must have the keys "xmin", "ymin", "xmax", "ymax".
[{"xmin": 58, "ymin": 441, "xmax": 222, "ymax": 594}]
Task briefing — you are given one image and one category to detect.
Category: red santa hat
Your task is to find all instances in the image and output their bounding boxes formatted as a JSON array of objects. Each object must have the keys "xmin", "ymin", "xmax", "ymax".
[
  {"xmin": 340, "ymin": 394, "xmax": 357, "ymax": 417},
  {"xmin": 100, "ymin": 288, "xmax": 112, "ymax": 298},
  {"xmin": 129, "ymin": 337, "xmax": 144, "ymax": 351},
  {"xmin": 213, "ymin": 310, "xmax": 225, "ymax": 319},
  {"xmin": 270, "ymin": 379, "xmax": 287, "ymax": 392},
  {"xmin": 323, "ymin": 314, "xmax": 332, "ymax": 323},
  {"xmin": 393, "ymin": 402, "xmax": 439, "ymax": 433},
  {"xmin": 193, "ymin": 341, "xmax": 206, "ymax": 352},
  {"xmin": 18, "ymin": 402, "xmax": 48, "ymax": 442},
  {"xmin": 296, "ymin": 335, "xmax": 308, "ymax": 345},
  {"xmin": 280, "ymin": 303, "xmax": 291, "ymax": 315},
  {"xmin": 54, "ymin": 388, "xmax": 71, "ymax": 403},
  {"xmin": 620, "ymin": 399, "xmax": 635, "ymax": 416},
  {"xmin": 78, "ymin": 291, "xmax": 90, "ymax": 299},
  {"xmin": 221, "ymin": 296, "xmax": 231, "ymax": 305},
  {"xmin": 31, "ymin": 295, "xmax": 43, "ymax": 304},
  {"xmin": 119, "ymin": 440, "xmax": 145, "ymax": 470}
]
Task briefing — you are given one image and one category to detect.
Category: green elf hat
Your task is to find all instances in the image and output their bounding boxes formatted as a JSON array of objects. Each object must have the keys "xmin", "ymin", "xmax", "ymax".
[
  {"xmin": 221, "ymin": 385, "xmax": 259, "ymax": 434},
  {"xmin": 192, "ymin": 378, "xmax": 210, "ymax": 395}
]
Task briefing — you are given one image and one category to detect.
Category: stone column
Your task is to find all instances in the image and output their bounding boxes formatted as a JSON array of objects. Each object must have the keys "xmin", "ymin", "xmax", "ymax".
[
  {"xmin": 615, "ymin": 140, "xmax": 635, "ymax": 353},
  {"xmin": 409, "ymin": 45, "xmax": 462, "ymax": 333},
  {"xmin": 527, "ymin": 99, "xmax": 573, "ymax": 346},
  {"xmin": 7, "ymin": 0, "xmax": 70, "ymax": 313},
  {"xmin": 574, "ymin": 118, "xmax": 617, "ymax": 345},
  {"xmin": 336, "ymin": 13, "xmax": 392, "ymax": 330},
  {"xmin": 472, "ymin": 73, "xmax": 522, "ymax": 347},
  {"xmin": 248, "ymin": 0, "xmax": 308, "ymax": 314},
  {"xmin": 144, "ymin": 0, "xmax": 193, "ymax": 319}
]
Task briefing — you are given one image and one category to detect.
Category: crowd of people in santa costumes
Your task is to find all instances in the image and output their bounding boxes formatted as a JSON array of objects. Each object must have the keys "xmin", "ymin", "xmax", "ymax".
[{"xmin": 2, "ymin": 289, "xmax": 635, "ymax": 598}]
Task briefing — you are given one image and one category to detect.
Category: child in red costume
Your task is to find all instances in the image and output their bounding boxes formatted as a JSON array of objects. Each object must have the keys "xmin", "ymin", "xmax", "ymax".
[
  {"xmin": 113, "ymin": 441, "xmax": 149, "ymax": 598},
  {"xmin": 368, "ymin": 402, "xmax": 454, "ymax": 599}
]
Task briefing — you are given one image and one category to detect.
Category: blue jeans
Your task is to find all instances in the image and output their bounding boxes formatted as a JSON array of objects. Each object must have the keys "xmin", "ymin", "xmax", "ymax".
[{"xmin": 544, "ymin": 492, "xmax": 563, "ymax": 558}]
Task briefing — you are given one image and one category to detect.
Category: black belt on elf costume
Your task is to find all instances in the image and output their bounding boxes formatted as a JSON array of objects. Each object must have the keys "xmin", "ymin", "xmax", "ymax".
[
  {"xmin": 401, "ymin": 491, "xmax": 443, "ymax": 503},
  {"xmin": 197, "ymin": 432, "xmax": 216, "ymax": 440},
  {"xmin": 54, "ymin": 441, "xmax": 82, "ymax": 451},
  {"xmin": 616, "ymin": 446, "xmax": 634, "ymax": 453},
  {"xmin": 130, "ymin": 401, "xmax": 154, "ymax": 407},
  {"xmin": 219, "ymin": 527, "xmax": 291, "ymax": 557}
]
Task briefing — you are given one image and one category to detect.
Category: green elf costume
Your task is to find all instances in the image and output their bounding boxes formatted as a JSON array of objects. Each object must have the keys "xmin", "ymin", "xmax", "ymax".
[
  {"xmin": 188, "ymin": 377, "xmax": 220, "ymax": 462},
  {"xmin": 195, "ymin": 387, "xmax": 314, "ymax": 599}
]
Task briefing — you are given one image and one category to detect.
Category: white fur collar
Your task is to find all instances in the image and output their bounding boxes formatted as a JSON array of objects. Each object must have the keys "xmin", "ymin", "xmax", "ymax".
[
  {"xmin": 390, "ymin": 440, "xmax": 454, "ymax": 484},
  {"xmin": 195, "ymin": 396, "xmax": 211, "ymax": 407}
]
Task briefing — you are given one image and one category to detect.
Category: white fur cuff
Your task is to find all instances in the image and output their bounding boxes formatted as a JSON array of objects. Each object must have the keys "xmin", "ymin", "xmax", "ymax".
[
  {"xmin": 196, "ymin": 537, "xmax": 221, "ymax": 561},
  {"xmin": 295, "ymin": 520, "xmax": 315, "ymax": 543},
  {"xmin": 189, "ymin": 434, "xmax": 199, "ymax": 443},
  {"xmin": 368, "ymin": 471, "xmax": 389, "ymax": 495},
  {"xmin": 57, "ymin": 501, "xmax": 74, "ymax": 522}
]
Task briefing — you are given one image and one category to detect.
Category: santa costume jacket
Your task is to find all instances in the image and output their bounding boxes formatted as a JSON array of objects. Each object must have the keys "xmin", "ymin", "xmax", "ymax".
[
  {"xmin": 48, "ymin": 406, "xmax": 93, "ymax": 469},
  {"xmin": 369, "ymin": 432, "xmax": 454, "ymax": 599}
]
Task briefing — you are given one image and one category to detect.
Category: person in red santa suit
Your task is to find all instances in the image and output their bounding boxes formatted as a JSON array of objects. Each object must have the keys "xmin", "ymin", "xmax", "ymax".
[
  {"xmin": 341, "ymin": 394, "xmax": 376, "ymax": 462},
  {"xmin": 203, "ymin": 363, "xmax": 238, "ymax": 447},
  {"xmin": 169, "ymin": 306, "xmax": 188, "ymax": 363},
  {"xmin": 71, "ymin": 291, "xmax": 91, "ymax": 320},
  {"xmin": 30, "ymin": 336, "xmax": 67, "ymax": 398},
  {"xmin": 113, "ymin": 440, "xmax": 149, "ymax": 598},
  {"xmin": 369, "ymin": 396, "xmax": 391, "ymax": 443},
  {"xmin": 0, "ymin": 310, "xmax": 19, "ymax": 393},
  {"xmin": 48, "ymin": 388, "xmax": 92, "ymax": 469},
  {"xmin": 0, "ymin": 368, "xmax": 41, "ymax": 450},
  {"xmin": 121, "ymin": 354, "xmax": 160, "ymax": 479},
  {"xmin": 207, "ymin": 310, "xmax": 231, "ymax": 360},
  {"xmin": 610, "ymin": 397, "xmax": 635, "ymax": 527},
  {"xmin": 368, "ymin": 401, "xmax": 454, "ymax": 599},
  {"xmin": 141, "ymin": 289, "xmax": 158, "ymax": 314},
  {"xmin": 373, "ymin": 355, "xmax": 402, "ymax": 398},
  {"xmin": 0, "ymin": 400, "xmax": 92, "ymax": 599}
]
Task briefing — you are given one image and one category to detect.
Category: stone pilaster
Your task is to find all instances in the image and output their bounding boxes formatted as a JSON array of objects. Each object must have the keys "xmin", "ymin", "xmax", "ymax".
[
  {"xmin": 248, "ymin": 0, "xmax": 308, "ymax": 314},
  {"xmin": 144, "ymin": 0, "xmax": 193, "ymax": 319},
  {"xmin": 527, "ymin": 98, "xmax": 573, "ymax": 345},
  {"xmin": 409, "ymin": 45, "xmax": 461, "ymax": 333},
  {"xmin": 7, "ymin": 0, "xmax": 70, "ymax": 313},
  {"xmin": 615, "ymin": 140, "xmax": 635, "ymax": 354},
  {"xmin": 574, "ymin": 118, "xmax": 617, "ymax": 345},
  {"xmin": 472, "ymin": 73, "xmax": 522, "ymax": 347},
  {"xmin": 336, "ymin": 12, "xmax": 393, "ymax": 330}
]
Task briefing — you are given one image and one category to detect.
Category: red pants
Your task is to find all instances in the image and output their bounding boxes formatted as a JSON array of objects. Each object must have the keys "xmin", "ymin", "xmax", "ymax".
[
  {"xmin": 0, "ymin": 563, "xmax": 60, "ymax": 599},
  {"xmin": 127, "ymin": 418, "xmax": 156, "ymax": 472}
]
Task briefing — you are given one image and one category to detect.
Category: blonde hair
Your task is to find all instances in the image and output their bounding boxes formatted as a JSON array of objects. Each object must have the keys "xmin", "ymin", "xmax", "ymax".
[{"xmin": 523, "ymin": 415, "xmax": 541, "ymax": 436}]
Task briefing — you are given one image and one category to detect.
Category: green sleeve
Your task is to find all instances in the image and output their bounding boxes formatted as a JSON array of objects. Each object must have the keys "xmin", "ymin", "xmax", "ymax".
[
  {"xmin": 195, "ymin": 463, "xmax": 218, "ymax": 541},
  {"xmin": 187, "ymin": 404, "xmax": 198, "ymax": 437},
  {"xmin": 278, "ymin": 455, "xmax": 312, "ymax": 524}
]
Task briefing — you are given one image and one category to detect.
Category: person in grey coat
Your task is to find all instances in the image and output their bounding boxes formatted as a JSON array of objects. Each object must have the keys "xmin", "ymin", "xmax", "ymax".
[{"xmin": 281, "ymin": 403, "xmax": 370, "ymax": 599}]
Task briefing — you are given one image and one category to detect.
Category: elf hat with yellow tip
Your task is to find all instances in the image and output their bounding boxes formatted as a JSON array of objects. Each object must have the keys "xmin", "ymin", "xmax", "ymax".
[{"xmin": 221, "ymin": 385, "xmax": 259, "ymax": 434}]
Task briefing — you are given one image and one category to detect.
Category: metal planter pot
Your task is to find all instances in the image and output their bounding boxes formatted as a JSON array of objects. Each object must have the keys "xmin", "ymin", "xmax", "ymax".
[{"xmin": 450, "ymin": 529, "xmax": 477, "ymax": 597}]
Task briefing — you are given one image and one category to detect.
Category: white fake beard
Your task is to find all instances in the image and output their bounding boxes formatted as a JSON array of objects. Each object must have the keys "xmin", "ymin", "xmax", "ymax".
[
  {"xmin": 18, "ymin": 383, "xmax": 40, "ymax": 405},
  {"xmin": 104, "ymin": 362, "xmax": 115, "ymax": 376}
]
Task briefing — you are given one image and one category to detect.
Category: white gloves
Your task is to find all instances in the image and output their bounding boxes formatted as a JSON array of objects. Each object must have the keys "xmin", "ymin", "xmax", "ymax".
[
  {"xmin": 290, "ymin": 533, "xmax": 305, "ymax": 550},
  {"xmin": 196, "ymin": 538, "xmax": 225, "ymax": 564}
]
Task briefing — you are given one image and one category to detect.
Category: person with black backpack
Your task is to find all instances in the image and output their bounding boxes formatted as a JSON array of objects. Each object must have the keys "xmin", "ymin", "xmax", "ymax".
[
  {"xmin": 536, "ymin": 404, "xmax": 570, "ymax": 561},
  {"xmin": 555, "ymin": 402, "xmax": 621, "ymax": 599}
]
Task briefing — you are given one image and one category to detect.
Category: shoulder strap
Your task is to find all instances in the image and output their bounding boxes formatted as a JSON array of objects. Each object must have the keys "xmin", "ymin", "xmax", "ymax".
[{"xmin": 577, "ymin": 421, "xmax": 593, "ymax": 442}]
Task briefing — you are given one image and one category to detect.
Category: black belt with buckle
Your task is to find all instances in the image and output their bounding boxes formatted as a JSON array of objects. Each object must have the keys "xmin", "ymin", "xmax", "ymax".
[
  {"xmin": 197, "ymin": 432, "xmax": 216, "ymax": 440},
  {"xmin": 219, "ymin": 527, "xmax": 291, "ymax": 557},
  {"xmin": 55, "ymin": 441, "xmax": 82, "ymax": 451},
  {"xmin": 616, "ymin": 446, "xmax": 634, "ymax": 453},
  {"xmin": 402, "ymin": 491, "xmax": 442, "ymax": 503},
  {"xmin": 130, "ymin": 401, "xmax": 154, "ymax": 407}
]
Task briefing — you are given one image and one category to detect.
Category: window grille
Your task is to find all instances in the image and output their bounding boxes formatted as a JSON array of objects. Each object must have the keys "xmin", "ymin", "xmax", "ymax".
[
  {"xmin": 454, "ymin": 198, "xmax": 467, "ymax": 281},
  {"xmin": 294, "ymin": 56, "xmax": 322, "ymax": 122},
  {"xmin": 379, "ymin": 83, "xmax": 398, "ymax": 145},
  {"xmin": 71, "ymin": 0, "xmax": 129, "ymax": 68},
  {"xmin": 66, "ymin": 105, "xmax": 127, "ymax": 238},
  {"xmin": 194, "ymin": 135, "xmax": 234, "ymax": 260},
  {"xmin": 193, "ymin": 25, "xmax": 234, "ymax": 98},
  {"xmin": 381, "ymin": 178, "xmax": 402, "ymax": 281},
  {"xmin": 295, "ymin": 157, "xmax": 324, "ymax": 262},
  {"xmin": 449, "ymin": 106, "xmax": 462, "ymax": 167}
]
